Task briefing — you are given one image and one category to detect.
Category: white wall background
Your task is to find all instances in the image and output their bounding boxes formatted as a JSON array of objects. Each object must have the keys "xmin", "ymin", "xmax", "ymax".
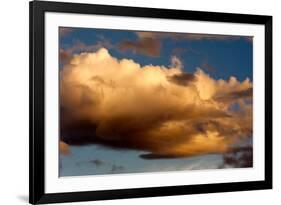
[{"xmin": 0, "ymin": 0, "xmax": 279, "ymax": 204}]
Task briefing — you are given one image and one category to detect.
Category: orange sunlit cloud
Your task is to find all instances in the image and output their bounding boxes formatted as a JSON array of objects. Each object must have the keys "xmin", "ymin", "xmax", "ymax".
[
  {"xmin": 60, "ymin": 48, "xmax": 252, "ymax": 159},
  {"xmin": 59, "ymin": 141, "xmax": 70, "ymax": 155}
]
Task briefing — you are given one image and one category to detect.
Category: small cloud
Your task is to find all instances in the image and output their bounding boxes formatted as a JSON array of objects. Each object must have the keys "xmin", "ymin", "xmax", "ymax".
[
  {"xmin": 89, "ymin": 159, "xmax": 105, "ymax": 167},
  {"xmin": 74, "ymin": 158, "xmax": 105, "ymax": 167},
  {"xmin": 140, "ymin": 153, "xmax": 180, "ymax": 160},
  {"xmin": 200, "ymin": 62, "xmax": 217, "ymax": 73},
  {"xmin": 59, "ymin": 49, "xmax": 72, "ymax": 65},
  {"xmin": 170, "ymin": 56, "xmax": 183, "ymax": 69},
  {"xmin": 59, "ymin": 140, "xmax": 70, "ymax": 155},
  {"xmin": 167, "ymin": 72, "xmax": 196, "ymax": 86},
  {"xmin": 59, "ymin": 27, "xmax": 74, "ymax": 36},
  {"xmin": 182, "ymin": 33, "xmax": 240, "ymax": 41},
  {"xmin": 220, "ymin": 145, "xmax": 253, "ymax": 168},
  {"xmin": 214, "ymin": 88, "xmax": 253, "ymax": 102},
  {"xmin": 68, "ymin": 39, "xmax": 112, "ymax": 54},
  {"xmin": 135, "ymin": 31, "xmax": 247, "ymax": 42},
  {"xmin": 118, "ymin": 37, "xmax": 161, "ymax": 57},
  {"xmin": 110, "ymin": 164, "xmax": 125, "ymax": 173}
]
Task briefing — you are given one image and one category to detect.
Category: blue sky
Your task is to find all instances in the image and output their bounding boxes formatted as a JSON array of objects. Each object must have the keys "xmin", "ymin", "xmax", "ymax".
[
  {"xmin": 59, "ymin": 27, "xmax": 253, "ymax": 177},
  {"xmin": 60, "ymin": 145, "xmax": 223, "ymax": 176},
  {"xmin": 60, "ymin": 27, "xmax": 252, "ymax": 81}
]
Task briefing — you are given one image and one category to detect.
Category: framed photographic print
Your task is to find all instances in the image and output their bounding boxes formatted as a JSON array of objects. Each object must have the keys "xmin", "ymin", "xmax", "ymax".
[{"xmin": 29, "ymin": 0, "xmax": 272, "ymax": 204}]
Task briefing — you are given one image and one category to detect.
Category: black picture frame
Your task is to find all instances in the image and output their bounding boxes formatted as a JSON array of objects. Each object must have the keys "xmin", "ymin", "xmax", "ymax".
[{"xmin": 29, "ymin": 1, "xmax": 272, "ymax": 204}]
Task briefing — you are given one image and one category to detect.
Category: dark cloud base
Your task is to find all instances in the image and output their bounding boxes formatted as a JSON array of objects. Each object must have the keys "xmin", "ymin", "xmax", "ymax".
[{"xmin": 219, "ymin": 145, "xmax": 253, "ymax": 168}]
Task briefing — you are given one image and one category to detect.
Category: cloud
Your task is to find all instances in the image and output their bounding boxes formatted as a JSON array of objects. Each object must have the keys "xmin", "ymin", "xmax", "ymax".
[
  {"xmin": 214, "ymin": 87, "xmax": 252, "ymax": 103},
  {"xmin": 59, "ymin": 27, "xmax": 74, "ymax": 36},
  {"xmin": 118, "ymin": 31, "xmax": 251, "ymax": 57},
  {"xmin": 89, "ymin": 159, "xmax": 105, "ymax": 167},
  {"xmin": 59, "ymin": 49, "xmax": 72, "ymax": 65},
  {"xmin": 136, "ymin": 31, "xmax": 250, "ymax": 42},
  {"xmin": 118, "ymin": 37, "xmax": 161, "ymax": 57},
  {"xmin": 110, "ymin": 164, "xmax": 125, "ymax": 173},
  {"xmin": 200, "ymin": 62, "xmax": 217, "ymax": 73},
  {"xmin": 67, "ymin": 38, "xmax": 112, "ymax": 54},
  {"xmin": 170, "ymin": 56, "xmax": 183, "ymax": 69},
  {"xmin": 60, "ymin": 37, "xmax": 113, "ymax": 65},
  {"xmin": 59, "ymin": 141, "xmax": 70, "ymax": 155},
  {"xmin": 60, "ymin": 48, "xmax": 252, "ymax": 159},
  {"xmin": 167, "ymin": 72, "xmax": 196, "ymax": 86},
  {"xmin": 220, "ymin": 145, "xmax": 253, "ymax": 168}
]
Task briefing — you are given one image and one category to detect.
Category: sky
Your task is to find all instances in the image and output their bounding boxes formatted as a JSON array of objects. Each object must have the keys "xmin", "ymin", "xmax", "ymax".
[{"xmin": 59, "ymin": 27, "xmax": 253, "ymax": 177}]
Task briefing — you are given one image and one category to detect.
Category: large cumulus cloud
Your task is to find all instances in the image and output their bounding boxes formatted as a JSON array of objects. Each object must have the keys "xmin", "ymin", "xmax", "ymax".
[{"xmin": 60, "ymin": 48, "xmax": 252, "ymax": 159}]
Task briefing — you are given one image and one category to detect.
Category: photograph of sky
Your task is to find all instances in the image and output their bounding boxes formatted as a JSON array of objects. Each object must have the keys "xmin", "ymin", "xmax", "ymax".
[{"xmin": 59, "ymin": 27, "xmax": 253, "ymax": 177}]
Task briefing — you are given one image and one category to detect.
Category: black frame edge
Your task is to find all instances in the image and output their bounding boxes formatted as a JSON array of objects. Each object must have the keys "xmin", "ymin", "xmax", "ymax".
[
  {"xmin": 29, "ymin": 1, "xmax": 46, "ymax": 204},
  {"xmin": 33, "ymin": 0, "xmax": 270, "ymax": 24},
  {"xmin": 264, "ymin": 16, "xmax": 273, "ymax": 189},
  {"xmin": 36, "ymin": 180, "xmax": 271, "ymax": 204},
  {"xmin": 29, "ymin": 1, "xmax": 34, "ymax": 203}
]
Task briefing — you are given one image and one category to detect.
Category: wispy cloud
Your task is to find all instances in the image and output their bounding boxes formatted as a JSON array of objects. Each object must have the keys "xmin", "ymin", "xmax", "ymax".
[
  {"xmin": 110, "ymin": 164, "xmax": 125, "ymax": 173},
  {"xmin": 136, "ymin": 31, "xmax": 251, "ymax": 42},
  {"xmin": 200, "ymin": 62, "xmax": 217, "ymax": 73},
  {"xmin": 59, "ymin": 27, "xmax": 74, "ymax": 36},
  {"xmin": 89, "ymin": 159, "xmax": 105, "ymax": 167},
  {"xmin": 117, "ymin": 31, "xmax": 251, "ymax": 57},
  {"xmin": 118, "ymin": 36, "xmax": 161, "ymax": 57}
]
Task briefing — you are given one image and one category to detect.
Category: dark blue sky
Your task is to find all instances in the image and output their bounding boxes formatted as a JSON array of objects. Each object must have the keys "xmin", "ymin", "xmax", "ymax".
[{"xmin": 60, "ymin": 27, "xmax": 252, "ymax": 81}]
